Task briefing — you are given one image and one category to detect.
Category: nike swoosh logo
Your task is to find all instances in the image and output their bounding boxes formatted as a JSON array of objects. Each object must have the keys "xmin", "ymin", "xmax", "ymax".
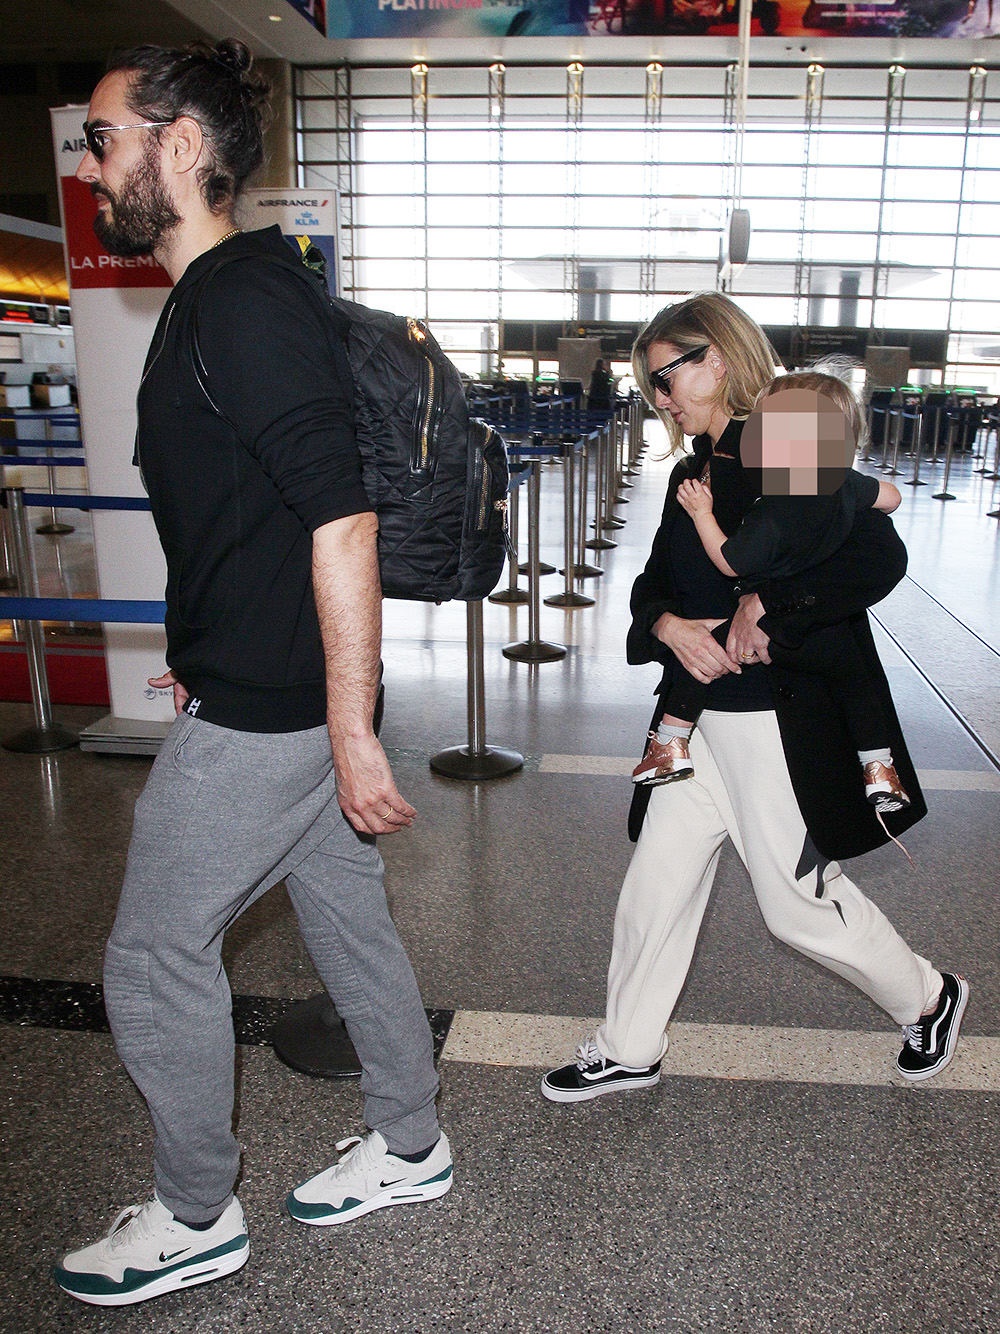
[
  {"xmin": 380, "ymin": 1177, "xmax": 407, "ymax": 1188},
  {"xmin": 159, "ymin": 1248, "xmax": 192, "ymax": 1263}
]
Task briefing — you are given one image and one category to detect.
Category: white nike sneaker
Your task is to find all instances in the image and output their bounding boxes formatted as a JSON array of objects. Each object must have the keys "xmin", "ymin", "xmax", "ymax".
[
  {"xmin": 53, "ymin": 1195, "xmax": 249, "ymax": 1307},
  {"xmin": 286, "ymin": 1130, "xmax": 453, "ymax": 1226}
]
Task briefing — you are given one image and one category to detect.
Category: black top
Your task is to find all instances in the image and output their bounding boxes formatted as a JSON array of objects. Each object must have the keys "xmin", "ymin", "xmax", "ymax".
[
  {"xmin": 721, "ymin": 471, "xmax": 881, "ymax": 581},
  {"xmin": 135, "ymin": 225, "xmax": 373, "ymax": 732},
  {"xmin": 626, "ymin": 420, "xmax": 925, "ymax": 857},
  {"xmin": 666, "ymin": 420, "xmax": 772, "ymax": 711}
]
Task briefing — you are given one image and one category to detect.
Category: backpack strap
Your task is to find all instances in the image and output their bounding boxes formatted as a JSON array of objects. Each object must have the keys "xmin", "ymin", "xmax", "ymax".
[{"xmin": 188, "ymin": 250, "xmax": 342, "ymax": 428}]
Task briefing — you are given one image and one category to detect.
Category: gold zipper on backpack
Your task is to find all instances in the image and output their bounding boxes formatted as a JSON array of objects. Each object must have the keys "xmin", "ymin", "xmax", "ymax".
[{"xmin": 408, "ymin": 318, "xmax": 436, "ymax": 473}]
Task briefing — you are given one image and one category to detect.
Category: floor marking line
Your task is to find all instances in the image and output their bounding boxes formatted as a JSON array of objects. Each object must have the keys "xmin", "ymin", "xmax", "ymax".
[{"xmin": 440, "ymin": 1010, "xmax": 1000, "ymax": 1092}]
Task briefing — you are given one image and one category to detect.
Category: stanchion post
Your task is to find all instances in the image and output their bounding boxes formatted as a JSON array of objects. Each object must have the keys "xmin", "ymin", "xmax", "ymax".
[
  {"xmin": 906, "ymin": 405, "xmax": 927, "ymax": 487},
  {"xmin": 35, "ymin": 415, "xmax": 74, "ymax": 536},
  {"xmin": 1, "ymin": 486, "xmax": 78, "ymax": 753},
  {"xmin": 546, "ymin": 440, "xmax": 593, "ymax": 608},
  {"xmin": 503, "ymin": 458, "xmax": 566, "ymax": 663},
  {"xmin": 884, "ymin": 397, "xmax": 904, "ymax": 476},
  {"xmin": 586, "ymin": 425, "xmax": 616, "ymax": 551},
  {"xmin": 430, "ymin": 599, "xmax": 524, "ymax": 778},
  {"xmin": 517, "ymin": 442, "xmax": 556, "ymax": 575},
  {"xmin": 617, "ymin": 406, "xmax": 634, "ymax": 491},
  {"xmin": 0, "ymin": 475, "xmax": 17, "ymax": 591},
  {"xmin": 489, "ymin": 472, "xmax": 529, "ymax": 605},
  {"xmin": 601, "ymin": 421, "xmax": 625, "ymax": 531},
  {"xmin": 984, "ymin": 414, "xmax": 1000, "ymax": 482},
  {"xmin": 932, "ymin": 414, "xmax": 958, "ymax": 501},
  {"xmin": 573, "ymin": 437, "xmax": 603, "ymax": 577}
]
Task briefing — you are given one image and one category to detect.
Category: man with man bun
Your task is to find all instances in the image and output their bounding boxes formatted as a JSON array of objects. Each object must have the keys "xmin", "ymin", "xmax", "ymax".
[{"xmin": 55, "ymin": 41, "xmax": 450, "ymax": 1307}]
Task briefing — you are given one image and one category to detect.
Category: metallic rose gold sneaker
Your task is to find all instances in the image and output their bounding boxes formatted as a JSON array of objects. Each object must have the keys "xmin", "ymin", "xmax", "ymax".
[
  {"xmin": 863, "ymin": 760, "xmax": 911, "ymax": 813},
  {"xmin": 631, "ymin": 733, "xmax": 694, "ymax": 786}
]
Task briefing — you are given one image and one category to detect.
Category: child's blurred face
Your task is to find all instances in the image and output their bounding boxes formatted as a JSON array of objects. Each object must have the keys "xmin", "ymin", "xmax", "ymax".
[{"xmin": 740, "ymin": 388, "xmax": 856, "ymax": 495}]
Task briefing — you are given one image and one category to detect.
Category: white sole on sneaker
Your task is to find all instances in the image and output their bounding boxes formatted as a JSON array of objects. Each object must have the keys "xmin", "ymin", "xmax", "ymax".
[
  {"xmin": 540, "ymin": 1069, "xmax": 661, "ymax": 1103},
  {"xmin": 896, "ymin": 976, "xmax": 970, "ymax": 1082},
  {"xmin": 631, "ymin": 768, "xmax": 693, "ymax": 786},
  {"xmin": 290, "ymin": 1167, "xmax": 453, "ymax": 1227},
  {"xmin": 55, "ymin": 1238, "xmax": 250, "ymax": 1307}
]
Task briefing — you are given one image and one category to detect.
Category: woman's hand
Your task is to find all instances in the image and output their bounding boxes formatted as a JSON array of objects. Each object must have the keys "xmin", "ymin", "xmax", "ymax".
[
  {"xmin": 676, "ymin": 478, "xmax": 713, "ymax": 519},
  {"xmin": 652, "ymin": 612, "xmax": 741, "ymax": 685},
  {"xmin": 726, "ymin": 593, "xmax": 771, "ymax": 666}
]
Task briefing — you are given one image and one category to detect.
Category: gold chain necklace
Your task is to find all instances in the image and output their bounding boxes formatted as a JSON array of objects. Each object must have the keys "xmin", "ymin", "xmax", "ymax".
[{"xmin": 211, "ymin": 227, "xmax": 242, "ymax": 250}]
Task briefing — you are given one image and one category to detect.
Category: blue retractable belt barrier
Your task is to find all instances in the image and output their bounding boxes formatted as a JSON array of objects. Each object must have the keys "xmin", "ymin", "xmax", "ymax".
[
  {"xmin": 0, "ymin": 597, "xmax": 166, "ymax": 624},
  {"xmin": 0, "ymin": 438, "xmax": 81, "ymax": 447},
  {"xmin": 0, "ymin": 455, "xmax": 86, "ymax": 468}
]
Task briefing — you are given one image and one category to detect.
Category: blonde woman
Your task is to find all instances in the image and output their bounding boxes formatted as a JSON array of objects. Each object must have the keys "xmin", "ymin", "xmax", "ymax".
[
  {"xmin": 542, "ymin": 293, "xmax": 967, "ymax": 1103},
  {"xmin": 635, "ymin": 369, "xmax": 911, "ymax": 816}
]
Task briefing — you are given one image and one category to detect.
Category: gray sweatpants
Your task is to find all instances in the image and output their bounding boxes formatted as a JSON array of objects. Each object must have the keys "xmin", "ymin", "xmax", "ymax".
[{"xmin": 104, "ymin": 714, "xmax": 440, "ymax": 1223}]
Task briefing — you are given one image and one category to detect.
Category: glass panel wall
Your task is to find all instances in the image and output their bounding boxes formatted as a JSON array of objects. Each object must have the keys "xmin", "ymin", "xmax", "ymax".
[{"xmin": 295, "ymin": 62, "xmax": 999, "ymax": 387}]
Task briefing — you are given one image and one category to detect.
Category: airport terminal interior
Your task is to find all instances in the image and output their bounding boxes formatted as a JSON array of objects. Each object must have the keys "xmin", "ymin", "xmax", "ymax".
[{"xmin": 3, "ymin": 1, "xmax": 1000, "ymax": 1331}]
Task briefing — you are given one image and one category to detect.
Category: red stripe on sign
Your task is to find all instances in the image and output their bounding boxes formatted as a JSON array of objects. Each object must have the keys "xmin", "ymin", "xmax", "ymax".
[{"xmin": 61, "ymin": 175, "xmax": 171, "ymax": 291}]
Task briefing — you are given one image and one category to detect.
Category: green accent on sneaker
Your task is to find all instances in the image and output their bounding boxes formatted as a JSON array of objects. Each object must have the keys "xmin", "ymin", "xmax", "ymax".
[
  {"xmin": 421, "ymin": 1165, "xmax": 453, "ymax": 1186},
  {"xmin": 53, "ymin": 1234, "xmax": 248, "ymax": 1298},
  {"xmin": 285, "ymin": 1194, "xmax": 364, "ymax": 1221}
]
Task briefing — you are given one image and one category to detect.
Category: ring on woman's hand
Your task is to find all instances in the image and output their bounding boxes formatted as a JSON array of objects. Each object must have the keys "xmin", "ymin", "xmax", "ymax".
[
  {"xmin": 383, "ymin": 805, "xmax": 394, "ymax": 818},
  {"xmin": 740, "ymin": 652, "xmax": 755, "ymax": 660}
]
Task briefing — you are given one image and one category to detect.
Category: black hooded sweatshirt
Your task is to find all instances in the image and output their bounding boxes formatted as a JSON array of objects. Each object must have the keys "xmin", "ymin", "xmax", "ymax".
[{"xmin": 135, "ymin": 225, "xmax": 373, "ymax": 732}]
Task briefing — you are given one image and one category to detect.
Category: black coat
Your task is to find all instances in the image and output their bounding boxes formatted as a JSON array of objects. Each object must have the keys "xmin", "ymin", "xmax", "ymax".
[{"xmin": 626, "ymin": 431, "xmax": 926, "ymax": 859}]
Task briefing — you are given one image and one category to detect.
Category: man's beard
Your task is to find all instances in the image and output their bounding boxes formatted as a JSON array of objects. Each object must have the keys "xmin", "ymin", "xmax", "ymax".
[{"xmin": 92, "ymin": 141, "xmax": 181, "ymax": 258}]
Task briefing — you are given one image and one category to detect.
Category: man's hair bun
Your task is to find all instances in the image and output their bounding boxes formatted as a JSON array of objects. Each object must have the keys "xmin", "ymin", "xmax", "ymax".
[{"xmin": 211, "ymin": 39, "xmax": 254, "ymax": 80}]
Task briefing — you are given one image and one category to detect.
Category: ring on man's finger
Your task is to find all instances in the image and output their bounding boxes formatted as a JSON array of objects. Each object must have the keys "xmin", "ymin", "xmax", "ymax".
[{"xmin": 382, "ymin": 805, "xmax": 393, "ymax": 819}]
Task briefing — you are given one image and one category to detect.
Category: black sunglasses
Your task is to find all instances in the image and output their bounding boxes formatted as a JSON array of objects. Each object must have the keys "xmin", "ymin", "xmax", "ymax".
[
  {"xmin": 83, "ymin": 119, "xmax": 173, "ymax": 164},
  {"xmin": 648, "ymin": 345, "xmax": 710, "ymax": 397}
]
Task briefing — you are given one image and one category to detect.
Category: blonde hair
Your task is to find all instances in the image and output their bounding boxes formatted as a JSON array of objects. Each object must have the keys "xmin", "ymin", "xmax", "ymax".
[
  {"xmin": 756, "ymin": 369, "xmax": 867, "ymax": 455},
  {"xmin": 632, "ymin": 292, "xmax": 779, "ymax": 455}
]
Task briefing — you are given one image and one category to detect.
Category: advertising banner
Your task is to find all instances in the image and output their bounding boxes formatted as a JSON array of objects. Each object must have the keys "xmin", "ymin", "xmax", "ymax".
[
  {"xmin": 237, "ymin": 189, "xmax": 340, "ymax": 296},
  {"xmin": 327, "ymin": 0, "xmax": 995, "ymax": 38},
  {"xmin": 50, "ymin": 107, "xmax": 175, "ymax": 737},
  {"xmin": 284, "ymin": 0, "xmax": 327, "ymax": 32}
]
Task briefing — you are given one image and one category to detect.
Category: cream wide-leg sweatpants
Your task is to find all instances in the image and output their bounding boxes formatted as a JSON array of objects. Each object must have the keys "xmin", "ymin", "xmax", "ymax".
[{"xmin": 597, "ymin": 709, "xmax": 940, "ymax": 1070}]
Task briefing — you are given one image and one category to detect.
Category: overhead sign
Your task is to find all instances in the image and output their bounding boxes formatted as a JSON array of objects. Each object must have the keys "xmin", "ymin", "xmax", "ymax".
[
  {"xmin": 326, "ymin": 0, "xmax": 994, "ymax": 37},
  {"xmin": 285, "ymin": 0, "xmax": 326, "ymax": 31},
  {"xmin": 237, "ymin": 189, "xmax": 340, "ymax": 296}
]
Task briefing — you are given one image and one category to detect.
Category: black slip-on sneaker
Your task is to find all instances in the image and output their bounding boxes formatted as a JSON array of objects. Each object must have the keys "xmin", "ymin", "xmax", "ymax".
[
  {"xmin": 541, "ymin": 1036, "xmax": 661, "ymax": 1103},
  {"xmin": 896, "ymin": 972, "xmax": 969, "ymax": 1082}
]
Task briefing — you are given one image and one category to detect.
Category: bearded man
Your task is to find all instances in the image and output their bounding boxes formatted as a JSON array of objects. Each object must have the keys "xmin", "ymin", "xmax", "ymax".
[{"xmin": 54, "ymin": 40, "xmax": 451, "ymax": 1308}]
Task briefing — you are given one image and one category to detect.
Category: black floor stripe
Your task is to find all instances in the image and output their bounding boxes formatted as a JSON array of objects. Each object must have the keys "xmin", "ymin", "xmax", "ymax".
[{"xmin": 0, "ymin": 976, "xmax": 454, "ymax": 1063}]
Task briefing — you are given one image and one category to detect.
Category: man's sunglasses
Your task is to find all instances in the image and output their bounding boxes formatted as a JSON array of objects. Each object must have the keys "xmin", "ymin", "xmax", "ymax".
[
  {"xmin": 83, "ymin": 120, "xmax": 174, "ymax": 163},
  {"xmin": 648, "ymin": 345, "xmax": 710, "ymax": 397}
]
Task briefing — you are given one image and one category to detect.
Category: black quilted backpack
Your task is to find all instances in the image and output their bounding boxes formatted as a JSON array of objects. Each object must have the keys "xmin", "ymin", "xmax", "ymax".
[
  {"xmin": 330, "ymin": 296, "xmax": 510, "ymax": 602},
  {"xmin": 193, "ymin": 253, "xmax": 510, "ymax": 602}
]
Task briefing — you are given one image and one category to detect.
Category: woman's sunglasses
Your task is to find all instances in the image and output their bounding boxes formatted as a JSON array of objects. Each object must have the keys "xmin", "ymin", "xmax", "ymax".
[
  {"xmin": 648, "ymin": 345, "xmax": 710, "ymax": 397},
  {"xmin": 83, "ymin": 120, "xmax": 173, "ymax": 164}
]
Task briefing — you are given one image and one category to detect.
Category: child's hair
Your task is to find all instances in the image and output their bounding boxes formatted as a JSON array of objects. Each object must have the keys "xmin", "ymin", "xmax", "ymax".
[{"xmin": 755, "ymin": 369, "xmax": 867, "ymax": 455}]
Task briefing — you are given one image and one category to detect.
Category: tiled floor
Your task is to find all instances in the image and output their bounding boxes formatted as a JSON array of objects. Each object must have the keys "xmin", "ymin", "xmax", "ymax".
[{"xmin": 2, "ymin": 437, "xmax": 999, "ymax": 1333}]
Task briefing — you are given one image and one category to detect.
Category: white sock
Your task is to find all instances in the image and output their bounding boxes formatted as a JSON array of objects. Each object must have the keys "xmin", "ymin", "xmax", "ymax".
[
  {"xmin": 858, "ymin": 747, "xmax": 892, "ymax": 767},
  {"xmin": 657, "ymin": 722, "xmax": 693, "ymax": 745}
]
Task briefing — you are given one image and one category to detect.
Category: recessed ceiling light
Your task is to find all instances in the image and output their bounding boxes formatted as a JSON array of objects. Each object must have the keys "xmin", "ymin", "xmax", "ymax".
[{"xmin": 268, "ymin": 12, "xmax": 283, "ymax": 19}]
